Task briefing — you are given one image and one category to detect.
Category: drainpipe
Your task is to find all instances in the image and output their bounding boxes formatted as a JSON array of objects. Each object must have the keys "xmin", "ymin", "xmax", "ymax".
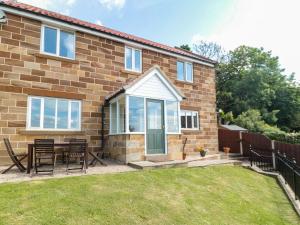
[{"xmin": 101, "ymin": 104, "xmax": 106, "ymax": 157}]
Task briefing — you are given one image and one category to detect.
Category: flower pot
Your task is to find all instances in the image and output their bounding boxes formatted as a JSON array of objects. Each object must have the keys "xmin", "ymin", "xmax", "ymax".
[
  {"xmin": 200, "ymin": 151, "xmax": 206, "ymax": 157},
  {"xmin": 223, "ymin": 147, "xmax": 230, "ymax": 154}
]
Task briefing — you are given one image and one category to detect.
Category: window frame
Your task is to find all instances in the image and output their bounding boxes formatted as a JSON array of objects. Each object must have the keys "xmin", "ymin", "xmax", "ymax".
[
  {"xmin": 177, "ymin": 61, "xmax": 193, "ymax": 83},
  {"xmin": 124, "ymin": 46, "xmax": 142, "ymax": 73},
  {"xmin": 26, "ymin": 96, "xmax": 81, "ymax": 131},
  {"xmin": 40, "ymin": 24, "xmax": 76, "ymax": 60},
  {"xmin": 109, "ymin": 95, "xmax": 181, "ymax": 135},
  {"xmin": 180, "ymin": 110, "xmax": 199, "ymax": 130}
]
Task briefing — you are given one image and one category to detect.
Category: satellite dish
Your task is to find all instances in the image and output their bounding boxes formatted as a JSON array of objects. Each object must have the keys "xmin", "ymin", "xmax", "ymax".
[{"xmin": 0, "ymin": 10, "xmax": 7, "ymax": 24}]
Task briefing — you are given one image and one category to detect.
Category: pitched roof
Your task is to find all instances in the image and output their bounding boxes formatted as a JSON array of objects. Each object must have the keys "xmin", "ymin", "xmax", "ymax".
[
  {"xmin": 220, "ymin": 125, "xmax": 248, "ymax": 131},
  {"xmin": 0, "ymin": 0, "xmax": 216, "ymax": 65},
  {"xmin": 105, "ymin": 65, "xmax": 186, "ymax": 102}
]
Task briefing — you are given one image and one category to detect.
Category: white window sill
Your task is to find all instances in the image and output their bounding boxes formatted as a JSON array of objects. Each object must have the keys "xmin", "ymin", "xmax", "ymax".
[
  {"xmin": 35, "ymin": 53, "xmax": 78, "ymax": 64},
  {"xmin": 19, "ymin": 130, "xmax": 84, "ymax": 135}
]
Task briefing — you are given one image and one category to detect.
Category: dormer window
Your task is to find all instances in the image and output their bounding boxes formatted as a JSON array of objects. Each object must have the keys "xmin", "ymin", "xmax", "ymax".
[
  {"xmin": 177, "ymin": 61, "xmax": 193, "ymax": 82},
  {"xmin": 125, "ymin": 46, "xmax": 142, "ymax": 72},
  {"xmin": 41, "ymin": 25, "xmax": 75, "ymax": 59}
]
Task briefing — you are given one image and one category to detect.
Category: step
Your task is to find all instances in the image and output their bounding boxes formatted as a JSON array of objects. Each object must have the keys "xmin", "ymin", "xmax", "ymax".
[
  {"xmin": 128, "ymin": 160, "xmax": 188, "ymax": 170},
  {"xmin": 145, "ymin": 155, "xmax": 169, "ymax": 162}
]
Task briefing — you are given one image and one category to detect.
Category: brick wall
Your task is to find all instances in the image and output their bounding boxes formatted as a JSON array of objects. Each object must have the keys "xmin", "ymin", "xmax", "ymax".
[{"xmin": 0, "ymin": 13, "xmax": 218, "ymax": 165}]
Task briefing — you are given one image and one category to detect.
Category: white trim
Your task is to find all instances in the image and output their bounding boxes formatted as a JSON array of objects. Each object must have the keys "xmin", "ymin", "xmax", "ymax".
[
  {"xmin": 180, "ymin": 110, "xmax": 199, "ymax": 130},
  {"xmin": 124, "ymin": 46, "xmax": 142, "ymax": 73},
  {"xmin": 177, "ymin": 61, "xmax": 194, "ymax": 83},
  {"xmin": 126, "ymin": 68, "xmax": 183, "ymax": 101},
  {"xmin": 26, "ymin": 96, "xmax": 81, "ymax": 131},
  {"xmin": 40, "ymin": 24, "xmax": 76, "ymax": 60},
  {"xmin": 0, "ymin": 5, "xmax": 214, "ymax": 67}
]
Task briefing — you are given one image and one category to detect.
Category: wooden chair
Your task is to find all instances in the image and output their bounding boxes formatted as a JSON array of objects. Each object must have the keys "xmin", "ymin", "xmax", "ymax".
[
  {"xmin": 66, "ymin": 139, "xmax": 87, "ymax": 174},
  {"xmin": 34, "ymin": 139, "xmax": 56, "ymax": 174},
  {"xmin": 1, "ymin": 138, "xmax": 27, "ymax": 174}
]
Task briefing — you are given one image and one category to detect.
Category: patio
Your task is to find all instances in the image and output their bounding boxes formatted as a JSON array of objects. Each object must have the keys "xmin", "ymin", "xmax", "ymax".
[{"xmin": 0, "ymin": 159, "xmax": 136, "ymax": 184}]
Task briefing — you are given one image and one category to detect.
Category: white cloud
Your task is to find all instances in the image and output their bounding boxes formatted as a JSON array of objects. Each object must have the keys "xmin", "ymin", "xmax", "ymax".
[
  {"xmin": 18, "ymin": 0, "xmax": 77, "ymax": 11},
  {"xmin": 98, "ymin": 0, "xmax": 125, "ymax": 10},
  {"xmin": 192, "ymin": 0, "xmax": 300, "ymax": 80},
  {"xmin": 95, "ymin": 19, "xmax": 103, "ymax": 26}
]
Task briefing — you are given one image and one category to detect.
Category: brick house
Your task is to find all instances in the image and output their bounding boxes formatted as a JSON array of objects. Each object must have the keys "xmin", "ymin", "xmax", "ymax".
[{"xmin": 0, "ymin": 0, "xmax": 218, "ymax": 165}]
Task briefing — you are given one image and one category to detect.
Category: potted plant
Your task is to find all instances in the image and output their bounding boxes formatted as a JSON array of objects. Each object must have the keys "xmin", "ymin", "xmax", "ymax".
[
  {"xmin": 195, "ymin": 146, "xmax": 207, "ymax": 157},
  {"xmin": 223, "ymin": 147, "xmax": 230, "ymax": 154}
]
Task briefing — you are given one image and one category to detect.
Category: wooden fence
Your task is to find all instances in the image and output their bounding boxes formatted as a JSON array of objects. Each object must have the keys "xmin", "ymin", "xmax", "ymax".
[
  {"xmin": 218, "ymin": 129, "xmax": 240, "ymax": 153},
  {"xmin": 218, "ymin": 129, "xmax": 300, "ymax": 166}
]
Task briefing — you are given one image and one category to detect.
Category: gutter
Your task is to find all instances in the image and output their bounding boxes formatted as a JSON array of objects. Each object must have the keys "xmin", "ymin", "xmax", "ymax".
[{"xmin": 0, "ymin": 4, "xmax": 215, "ymax": 68}]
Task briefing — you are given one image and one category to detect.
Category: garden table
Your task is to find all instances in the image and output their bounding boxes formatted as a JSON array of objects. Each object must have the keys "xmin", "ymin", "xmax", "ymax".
[{"xmin": 27, "ymin": 143, "xmax": 89, "ymax": 174}]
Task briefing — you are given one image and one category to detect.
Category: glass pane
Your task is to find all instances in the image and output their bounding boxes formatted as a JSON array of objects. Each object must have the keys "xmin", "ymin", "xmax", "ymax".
[
  {"xmin": 147, "ymin": 101, "xmax": 162, "ymax": 129},
  {"xmin": 129, "ymin": 96, "xmax": 144, "ymax": 132},
  {"xmin": 44, "ymin": 26, "xmax": 57, "ymax": 54},
  {"xmin": 118, "ymin": 97, "xmax": 126, "ymax": 133},
  {"xmin": 111, "ymin": 102, "xmax": 117, "ymax": 134},
  {"xmin": 134, "ymin": 49, "xmax": 141, "ymax": 71},
  {"xmin": 125, "ymin": 47, "xmax": 132, "ymax": 70},
  {"xmin": 60, "ymin": 30, "xmax": 75, "ymax": 59},
  {"xmin": 57, "ymin": 100, "xmax": 68, "ymax": 129},
  {"xmin": 71, "ymin": 102, "xmax": 80, "ymax": 129},
  {"xmin": 193, "ymin": 112, "xmax": 198, "ymax": 129},
  {"xmin": 186, "ymin": 63, "xmax": 193, "ymax": 82},
  {"xmin": 43, "ymin": 98, "xmax": 56, "ymax": 129},
  {"xmin": 167, "ymin": 101, "xmax": 178, "ymax": 132},
  {"xmin": 177, "ymin": 61, "xmax": 184, "ymax": 80},
  {"xmin": 180, "ymin": 111, "xmax": 186, "ymax": 128},
  {"xmin": 30, "ymin": 98, "xmax": 41, "ymax": 128},
  {"xmin": 186, "ymin": 112, "xmax": 192, "ymax": 128}
]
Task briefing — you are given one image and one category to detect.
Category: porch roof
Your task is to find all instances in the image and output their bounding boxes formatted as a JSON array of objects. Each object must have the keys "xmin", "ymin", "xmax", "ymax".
[{"xmin": 105, "ymin": 65, "xmax": 186, "ymax": 102}]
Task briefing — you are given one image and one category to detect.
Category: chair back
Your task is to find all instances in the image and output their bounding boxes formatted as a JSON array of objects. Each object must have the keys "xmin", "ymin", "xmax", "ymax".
[
  {"xmin": 69, "ymin": 139, "xmax": 87, "ymax": 153},
  {"xmin": 3, "ymin": 138, "xmax": 25, "ymax": 171},
  {"xmin": 34, "ymin": 139, "xmax": 54, "ymax": 153}
]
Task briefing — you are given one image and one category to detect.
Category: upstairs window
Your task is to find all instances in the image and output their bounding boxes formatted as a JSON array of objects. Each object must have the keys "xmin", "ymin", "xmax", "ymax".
[
  {"xmin": 41, "ymin": 25, "xmax": 75, "ymax": 59},
  {"xmin": 177, "ymin": 61, "xmax": 193, "ymax": 82},
  {"xmin": 181, "ymin": 110, "xmax": 199, "ymax": 130},
  {"xmin": 125, "ymin": 46, "xmax": 142, "ymax": 72}
]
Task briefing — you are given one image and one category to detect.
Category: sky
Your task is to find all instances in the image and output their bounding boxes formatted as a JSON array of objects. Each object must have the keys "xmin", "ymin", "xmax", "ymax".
[{"xmin": 18, "ymin": 0, "xmax": 300, "ymax": 81}]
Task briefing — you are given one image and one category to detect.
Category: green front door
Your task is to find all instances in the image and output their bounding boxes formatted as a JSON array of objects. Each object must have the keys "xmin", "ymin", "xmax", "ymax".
[{"xmin": 146, "ymin": 99, "xmax": 165, "ymax": 154}]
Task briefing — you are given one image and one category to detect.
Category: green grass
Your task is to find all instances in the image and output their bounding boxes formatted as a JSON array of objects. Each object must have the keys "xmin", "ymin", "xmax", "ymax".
[{"xmin": 0, "ymin": 166, "xmax": 299, "ymax": 225}]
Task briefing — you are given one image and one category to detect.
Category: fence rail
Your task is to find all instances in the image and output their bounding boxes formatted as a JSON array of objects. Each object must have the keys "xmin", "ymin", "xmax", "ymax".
[
  {"xmin": 276, "ymin": 152, "xmax": 300, "ymax": 200},
  {"xmin": 249, "ymin": 147, "xmax": 273, "ymax": 172}
]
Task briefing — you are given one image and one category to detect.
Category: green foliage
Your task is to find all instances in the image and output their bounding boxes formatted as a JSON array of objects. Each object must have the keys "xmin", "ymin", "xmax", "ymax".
[
  {"xmin": 217, "ymin": 46, "xmax": 300, "ymax": 132},
  {"xmin": 179, "ymin": 44, "xmax": 191, "ymax": 51},
  {"xmin": 219, "ymin": 110, "xmax": 233, "ymax": 124},
  {"xmin": 234, "ymin": 109, "xmax": 300, "ymax": 144}
]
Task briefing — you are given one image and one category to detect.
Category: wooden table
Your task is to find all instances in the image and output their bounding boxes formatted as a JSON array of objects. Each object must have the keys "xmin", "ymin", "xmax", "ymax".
[{"xmin": 27, "ymin": 143, "xmax": 89, "ymax": 174}]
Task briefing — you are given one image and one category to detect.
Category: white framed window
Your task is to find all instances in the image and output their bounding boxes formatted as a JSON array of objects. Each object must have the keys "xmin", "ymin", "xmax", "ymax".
[
  {"xmin": 166, "ymin": 101, "xmax": 179, "ymax": 133},
  {"xmin": 125, "ymin": 46, "xmax": 142, "ymax": 72},
  {"xmin": 110, "ymin": 96, "xmax": 126, "ymax": 134},
  {"xmin": 180, "ymin": 110, "xmax": 199, "ymax": 130},
  {"xmin": 27, "ymin": 96, "xmax": 81, "ymax": 131},
  {"xmin": 128, "ymin": 96, "xmax": 144, "ymax": 133},
  {"xmin": 41, "ymin": 25, "xmax": 75, "ymax": 59},
  {"xmin": 177, "ymin": 61, "xmax": 193, "ymax": 82}
]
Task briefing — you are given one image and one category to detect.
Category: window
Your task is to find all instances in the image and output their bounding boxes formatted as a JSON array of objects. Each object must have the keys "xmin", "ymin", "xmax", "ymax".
[
  {"xmin": 41, "ymin": 25, "xmax": 75, "ymax": 59},
  {"xmin": 128, "ymin": 96, "xmax": 144, "ymax": 132},
  {"xmin": 125, "ymin": 46, "xmax": 142, "ymax": 72},
  {"xmin": 110, "ymin": 96, "xmax": 126, "ymax": 134},
  {"xmin": 166, "ymin": 101, "xmax": 179, "ymax": 133},
  {"xmin": 177, "ymin": 61, "xmax": 193, "ymax": 82},
  {"xmin": 27, "ymin": 96, "xmax": 81, "ymax": 130},
  {"xmin": 181, "ymin": 110, "xmax": 199, "ymax": 129}
]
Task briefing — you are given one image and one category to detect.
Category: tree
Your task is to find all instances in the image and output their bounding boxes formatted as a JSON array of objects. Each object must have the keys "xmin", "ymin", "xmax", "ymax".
[
  {"xmin": 179, "ymin": 44, "xmax": 191, "ymax": 51},
  {"xmin": 193, "ymin": 41, "xmax": 228, "ymax": 63},
  {"xmin": 217, "ymin": 46, "xmax": 300, "ymax": 132}
]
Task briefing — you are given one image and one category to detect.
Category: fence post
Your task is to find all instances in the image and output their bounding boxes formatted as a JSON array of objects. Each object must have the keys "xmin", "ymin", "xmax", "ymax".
[
  {"xmin": 239, "ymin": 131, "xmax": 243, "ymax": 156},
  {"xmin": 271, "ymin": 140, "xmax": 276, "ymax": 170}
]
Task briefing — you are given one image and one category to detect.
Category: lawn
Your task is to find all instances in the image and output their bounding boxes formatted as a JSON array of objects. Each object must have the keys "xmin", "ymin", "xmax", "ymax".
[{"xmin": 0, "ymin": 166, "xmax": 299, "ymax": 225}]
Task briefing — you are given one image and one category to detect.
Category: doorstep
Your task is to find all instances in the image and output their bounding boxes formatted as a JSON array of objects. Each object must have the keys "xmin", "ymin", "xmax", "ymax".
[{"xmin": 128, "ymin": 160, "xmax": 188, "ymax": 170}]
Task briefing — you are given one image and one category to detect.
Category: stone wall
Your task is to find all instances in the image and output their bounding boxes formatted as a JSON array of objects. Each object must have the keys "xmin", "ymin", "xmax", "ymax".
[{"xmin": 0, "ymin": 12, "xmax": 218, "ymax": 165}]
